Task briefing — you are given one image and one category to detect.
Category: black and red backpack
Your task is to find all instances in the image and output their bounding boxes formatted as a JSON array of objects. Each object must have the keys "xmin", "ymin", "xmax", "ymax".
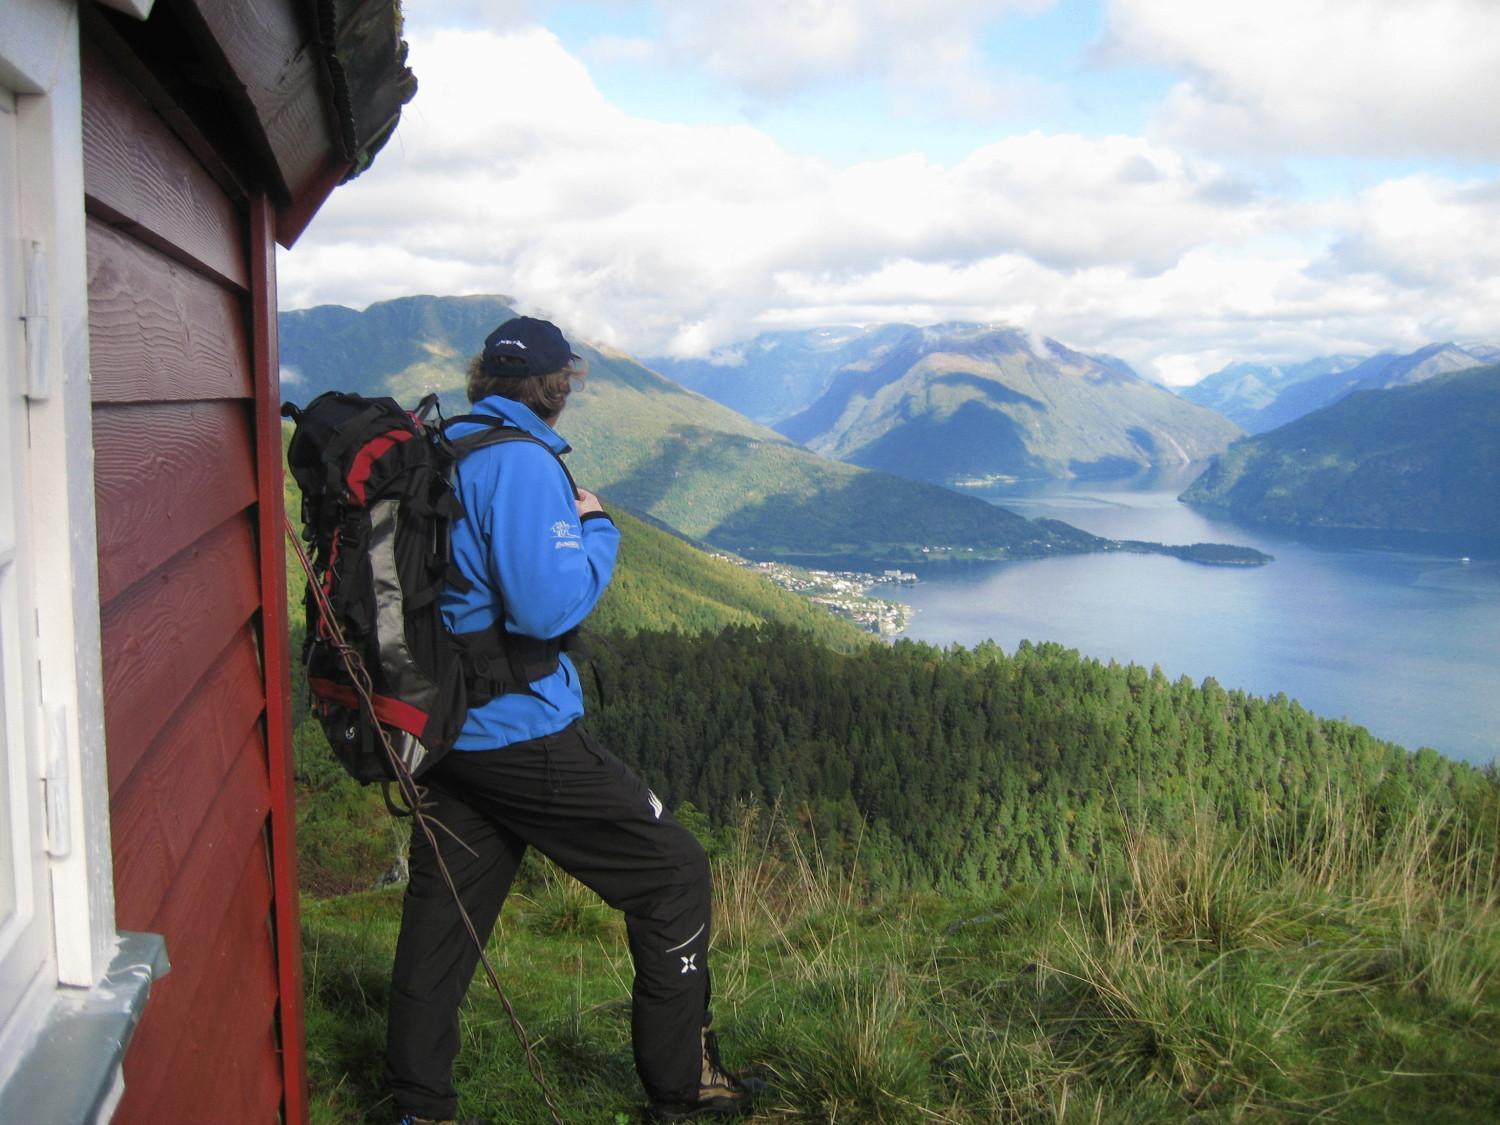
[{"xmin": 282, "ymin": 391, "xmax": 573, "ymax": 785}]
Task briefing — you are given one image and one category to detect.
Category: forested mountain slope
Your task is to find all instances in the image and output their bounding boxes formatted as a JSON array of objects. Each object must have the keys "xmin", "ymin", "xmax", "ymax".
[
  {"xmin": 555, "ymin": 344, "xmax": 1100, "ymax": 562},
  {"xmin": 583, "ymin": 626, "xmax": 1485, "ymax": 887},
  {"xmin": 1182, "ymin": 364, "xmax": 1500, "ymax": 536},
  {"xmin": 1246, "ymin": 342, "xmax": 1495, "ymax": 434},
  {"xmin": 587, "ymin": 509, "xmax": 869, "ymax": 647}
]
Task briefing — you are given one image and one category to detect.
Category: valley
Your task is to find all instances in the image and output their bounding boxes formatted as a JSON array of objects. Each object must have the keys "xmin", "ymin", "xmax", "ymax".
[{"xmin": 280, "ymin": 296, "xmax": 1262, "ymax": 567}]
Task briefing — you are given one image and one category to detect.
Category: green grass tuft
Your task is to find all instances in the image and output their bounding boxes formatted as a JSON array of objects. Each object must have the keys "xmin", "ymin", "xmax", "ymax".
[{"xmin": 303, "ymin": 798, "xmax": 1500, "ymax": 1122}]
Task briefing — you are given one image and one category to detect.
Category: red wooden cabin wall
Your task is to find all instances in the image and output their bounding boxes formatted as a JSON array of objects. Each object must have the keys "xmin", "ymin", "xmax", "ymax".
[{"xmin": 81, "ymin": 32, "xmax": 304, "ymax": 1124}]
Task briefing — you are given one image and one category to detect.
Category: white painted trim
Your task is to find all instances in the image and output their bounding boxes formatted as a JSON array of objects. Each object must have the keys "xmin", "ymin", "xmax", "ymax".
[
  {"xmin": 16, "ymin": 8, "xmax": 115, "ymax": 991},
  {"xmin": 10, "ymin": 0, "xmax": 115, "ymax": 989}
]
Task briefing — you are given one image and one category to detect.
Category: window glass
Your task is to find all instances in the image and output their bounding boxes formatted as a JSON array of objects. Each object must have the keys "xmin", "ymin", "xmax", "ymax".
[{"xmin": 0, "ymin": 90, "xmax": 51, "ymax": 1029}]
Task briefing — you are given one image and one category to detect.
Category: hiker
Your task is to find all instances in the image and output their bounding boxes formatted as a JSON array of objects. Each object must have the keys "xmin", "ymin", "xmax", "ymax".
[{"xmin": 385, "ymin": 316, "xmax": 761, "ymax": 1124}]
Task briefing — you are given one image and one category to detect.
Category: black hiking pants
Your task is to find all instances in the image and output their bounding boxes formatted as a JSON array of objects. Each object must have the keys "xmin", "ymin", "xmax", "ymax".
[{"xmin": 384, "ymin": 721, "xmax": 712, "ymax": 1118}]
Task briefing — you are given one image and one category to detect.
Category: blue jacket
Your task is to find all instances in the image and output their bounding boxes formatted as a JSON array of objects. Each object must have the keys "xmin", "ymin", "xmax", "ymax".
[{"xmin": 441, "ymin": 396, "xmax": 620, "ymax": 749}]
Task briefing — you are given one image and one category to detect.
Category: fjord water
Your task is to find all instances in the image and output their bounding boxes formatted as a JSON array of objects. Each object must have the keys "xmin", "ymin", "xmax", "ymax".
[{"xmin": 887, "ymin": 467, "xmax": 1500, "ymax": 766}]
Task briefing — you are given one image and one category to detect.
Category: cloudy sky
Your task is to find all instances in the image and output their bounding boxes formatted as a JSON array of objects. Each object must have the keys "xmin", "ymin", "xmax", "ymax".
[{"xmin": 277, "ymin": 0, "xmax": 1500, "ymax": 385}]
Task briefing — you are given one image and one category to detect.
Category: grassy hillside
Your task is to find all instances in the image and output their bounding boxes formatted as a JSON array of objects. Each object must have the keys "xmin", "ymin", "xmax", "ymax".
[
  {"xmin": 1183, "ymin": 364, "xmax": 1500, "ymax": 536},
  {"xmin": 302, "ymin": 718, "xmax": 1500, "ymax": 1123}
]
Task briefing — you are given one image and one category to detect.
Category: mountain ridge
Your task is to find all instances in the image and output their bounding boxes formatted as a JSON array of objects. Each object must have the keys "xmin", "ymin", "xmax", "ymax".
[
  {"xmin": 1181, "ymin": 342, "xmax": 1499, "ymax": 433},
  {"xmin": 774, "ymin": 322, "xmax": 1239, "ymax": 485},
  {"xmin": 1181, "ymin": 363, "xmax": 1500, "ymax": 536}
]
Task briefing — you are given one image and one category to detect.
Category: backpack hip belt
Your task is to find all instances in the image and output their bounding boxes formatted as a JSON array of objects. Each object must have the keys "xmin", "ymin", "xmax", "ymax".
[{"xmin": 452, "ymin": 626, "xmax": 572, "ymax": 707}]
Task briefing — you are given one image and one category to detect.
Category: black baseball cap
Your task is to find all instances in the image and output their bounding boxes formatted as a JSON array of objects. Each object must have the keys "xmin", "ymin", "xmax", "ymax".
[{"xmin": 481, "ymin": 316, "xmax": 578, "ymax": 377}]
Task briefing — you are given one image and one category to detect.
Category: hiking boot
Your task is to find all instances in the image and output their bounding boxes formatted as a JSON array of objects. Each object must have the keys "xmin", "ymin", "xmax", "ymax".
[
  {"xmin": 647, "ymin": 1029, "xmax": 766, "ymax": 1120},
  {"xmin": 394, "ymin": 1115, "xmax": 492, "ymax": 1125}
]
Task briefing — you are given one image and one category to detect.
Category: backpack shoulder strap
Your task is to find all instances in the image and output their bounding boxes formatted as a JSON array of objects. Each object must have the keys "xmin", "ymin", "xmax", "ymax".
[{"xmin": 442, "ymin": 415, "xmax": 579, "ymax": 494}]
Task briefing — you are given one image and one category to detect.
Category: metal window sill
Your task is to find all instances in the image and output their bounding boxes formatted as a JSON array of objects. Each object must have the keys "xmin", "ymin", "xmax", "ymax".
[{"xmin": 0, "ymin": 931, "xmax": 169, "ymax": 1124}]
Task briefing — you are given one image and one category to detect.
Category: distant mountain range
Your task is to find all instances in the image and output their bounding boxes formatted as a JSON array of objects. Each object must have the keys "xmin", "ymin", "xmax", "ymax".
[
  {"xmin": 1177, "ymin": 355, "xmax": 1364, "ymax": 431},
  {"xmin": 280, "ymin": 296, "xmax": 1266, "ymax": 567},
  {"xmin": 766, "ymin": 323, "xmax": 1239, "ymax": 486},
  {"xmin": 1181, "ymin": 364, "xmax": 1500, "ymax": 536},
  {"xmin": 1181, "ymin": 342, "xmax": 1500, "ymax": 433},
  {"xmin": 655, "ymin": 322, "xmax": 1240, "ymax": 485},
  {"xmin": 645, "ymin": 327, "xmax": 875, "ymax": 424}
]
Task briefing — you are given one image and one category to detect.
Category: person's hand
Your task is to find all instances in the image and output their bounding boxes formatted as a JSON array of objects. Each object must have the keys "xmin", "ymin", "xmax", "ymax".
[{"xmin": 575, "ymin": 487, "xmax": 604, "ymax": 517}]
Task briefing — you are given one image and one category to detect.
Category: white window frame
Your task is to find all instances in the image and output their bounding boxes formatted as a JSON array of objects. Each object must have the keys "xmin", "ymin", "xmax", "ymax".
[
  {"xmin": 0, "ymin": 78, "xmax": 56, "ymax": 1053},
  {"xmin": 0, "ymin": 2, "xmax": 161, "ymax": 1114}
]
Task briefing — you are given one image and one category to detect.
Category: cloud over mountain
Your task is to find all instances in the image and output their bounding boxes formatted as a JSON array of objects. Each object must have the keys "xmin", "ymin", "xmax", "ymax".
[{"xmin": 279, "ymin": 13, "xmax": 1500, "ymax": 385}]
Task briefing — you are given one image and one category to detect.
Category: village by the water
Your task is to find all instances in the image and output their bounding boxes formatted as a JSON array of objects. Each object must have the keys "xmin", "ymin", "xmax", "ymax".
[{"xmin": 714, "ymin": 555, "xmax": 917, "ymax": 636}]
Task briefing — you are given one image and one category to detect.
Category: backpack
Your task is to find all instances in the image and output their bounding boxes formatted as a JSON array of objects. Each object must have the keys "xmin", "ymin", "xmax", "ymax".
[{"xmin": 282, "ymin": 391, "xmax": 574, "ymax": 785}]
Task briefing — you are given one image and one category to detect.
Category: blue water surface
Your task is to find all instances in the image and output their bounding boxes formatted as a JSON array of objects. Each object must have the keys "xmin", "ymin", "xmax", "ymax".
[{"xmin": 886, "ymin": 468, "xmax": 1500, "ymax": 766}]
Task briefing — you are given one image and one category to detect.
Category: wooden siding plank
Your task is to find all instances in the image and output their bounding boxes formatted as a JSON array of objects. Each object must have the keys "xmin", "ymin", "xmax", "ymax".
[
  {"xmin": 99, "ymin": 513, "xmax": 262, "ymax": 773},
  {"xmin": 252, "ymin": 190, "xmax": 310, "ymax": 1123},
  {"xmin": 80, "ymin": 38, "xmax": 248, "ymax": 290},
  {"xmin": 175, "ymin": 0, "xmax": 340, "ymax": 208},
  {"xmin": 148, "ymin": 968, "xmax": 282, "ymax": 1123},
  {"xmin": 212, "ymin": 1019, "xmax": 286, "ymax": 1125},
  {"xmin": 144, "ymin": 1016, "xmax": 285, "ymax": 1125},
  {"xmin": 141, "ymin": 846, "xmax": 281, "ymax": 1124},
  {"xmin": 79, "ymin": 4, "xmax": 250, "ymax": 204},
  {"xmin": 93, "ymin": 400, "xmax": 257, "ymax": 605},
  {"xmin": 148, "ymin": 732, "xmax": 271, "ymax": 957},
  {"xmin": 104, "ymin": 616, "xmax": 261, "ymax": 802},
  {"xmin": 86, "ymin": 218, "xmax": 252, "ymax": 404},
  {"xmin": 116, "ymin": 818, "xmax": 275, "ymax": 1123},
  {"xmin": 109, "ymin": 624, "xmax": 266, "ymax": 926}
]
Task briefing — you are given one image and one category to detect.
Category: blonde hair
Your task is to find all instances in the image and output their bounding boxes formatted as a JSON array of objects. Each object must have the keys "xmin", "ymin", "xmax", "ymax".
[{"xmin": 464, "ymin": 353, "xmax": 587, "ymax": 422}]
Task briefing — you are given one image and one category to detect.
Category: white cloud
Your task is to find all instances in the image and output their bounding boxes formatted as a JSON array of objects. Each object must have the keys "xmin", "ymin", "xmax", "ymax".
[
  {"xmin": 1101, "ymin": 0, "xmax": 1500, "ymax": 162},
  {"xmin": 400, "ymin": 0, "xmax": 536, "ymax": 31},
  {"xmin": 281, "ymin": 26, "xmax": 1500, "ymax": 386},
  {"xmin": 648, "ymin": 0, "xmax": 1053, "ymax": 120},
  {"xmin": 1323, "ymin": 176, "xmax": 1500, "ymax": 288}
]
